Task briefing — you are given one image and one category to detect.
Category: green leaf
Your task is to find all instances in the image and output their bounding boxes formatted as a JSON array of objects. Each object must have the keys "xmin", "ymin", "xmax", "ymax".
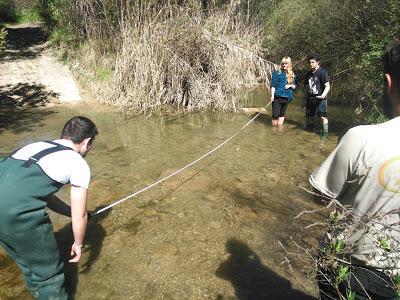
[
  {"xmin": 335, "ymin": 265, "xmax": 351, "ymax": 284},
  {"xmin": 346, "ymin": 289, "xmax": 355, "ymax": 300},
  {"xmin": 331, "ymin": 240, "xmax": 345, "ymax": 254},
  {"xmin": 378, "ymin": 238, "xmax": 392, "ymax": 252}
]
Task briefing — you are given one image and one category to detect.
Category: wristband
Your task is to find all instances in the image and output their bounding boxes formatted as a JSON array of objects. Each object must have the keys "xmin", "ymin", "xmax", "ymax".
[{"xmin": 73, "ymin": 242, "xmax": 83, "ymax": 248}]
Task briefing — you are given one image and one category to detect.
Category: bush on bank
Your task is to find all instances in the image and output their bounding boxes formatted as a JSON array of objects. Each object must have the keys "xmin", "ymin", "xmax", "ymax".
[{"xmin": 40, "ymin": 0, "xmax": 274, "ymax": 113}]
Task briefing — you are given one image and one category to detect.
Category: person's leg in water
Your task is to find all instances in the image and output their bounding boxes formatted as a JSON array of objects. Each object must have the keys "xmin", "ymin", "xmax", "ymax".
[
  {"xmin": 321, "ymin": 117, "xmax": 329, "ymax": 136},
  {"xmin": 0, "ymin": 218, "xmax": 68, "ymax": 299},
  {"xmin": 271, "ymin": 100, "xmax": 280, "ymax": 126},
  {"xmin": 318, "ymin": 100, "xmax": 329, "ymax": 138},
  {"xmin": 277, "ymin": 101, "xmax": 288, "ymax": 127}
]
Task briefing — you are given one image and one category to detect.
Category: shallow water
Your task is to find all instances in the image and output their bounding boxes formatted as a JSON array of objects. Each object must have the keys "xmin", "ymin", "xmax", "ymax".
[{"xmin": 0, "ymin": 94, "xmax": 358, "ymax": 299}]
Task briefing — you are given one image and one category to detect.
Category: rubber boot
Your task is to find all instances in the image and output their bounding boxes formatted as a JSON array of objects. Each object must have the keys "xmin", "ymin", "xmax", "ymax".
[{"xmin": 321, "ymin": 122, "xmax": 329, "ymax": 140}]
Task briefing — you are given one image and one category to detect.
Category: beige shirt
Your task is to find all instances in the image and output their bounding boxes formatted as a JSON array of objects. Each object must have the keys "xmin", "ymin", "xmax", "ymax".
[{"xmin": 310, "ymin": 117, "xmax": 400, "ymax": 274}]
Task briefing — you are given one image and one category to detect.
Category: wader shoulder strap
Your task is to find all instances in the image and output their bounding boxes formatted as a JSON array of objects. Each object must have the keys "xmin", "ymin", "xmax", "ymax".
[{"xmin": 23, "ymin": 141, "xmax": 75, "ymax": 168}]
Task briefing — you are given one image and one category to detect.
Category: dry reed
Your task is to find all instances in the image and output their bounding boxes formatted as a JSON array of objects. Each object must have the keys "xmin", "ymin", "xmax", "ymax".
[{"xmin": 56, "ymin": 0, "xmax": 275, "ymax": 113}]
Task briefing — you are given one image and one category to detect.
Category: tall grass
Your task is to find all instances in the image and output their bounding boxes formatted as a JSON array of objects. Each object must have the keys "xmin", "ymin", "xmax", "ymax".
[{"xmin": 47, "ymin": 0, "xmax": 274, "ymax": 113}]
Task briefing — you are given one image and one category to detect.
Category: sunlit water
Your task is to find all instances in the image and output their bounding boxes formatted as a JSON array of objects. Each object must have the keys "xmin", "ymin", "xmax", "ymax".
[{"xmin": 0, "ymin": 92, "xmax": 359, "ymax": 299}]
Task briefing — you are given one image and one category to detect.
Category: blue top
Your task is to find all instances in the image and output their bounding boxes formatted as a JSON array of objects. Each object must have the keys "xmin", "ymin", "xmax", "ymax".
[{"xmin": 271, "ymin": 70, "xmax": 296, "ymax": 101}]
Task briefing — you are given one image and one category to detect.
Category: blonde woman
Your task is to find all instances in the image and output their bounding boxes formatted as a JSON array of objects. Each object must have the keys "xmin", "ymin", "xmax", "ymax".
[{"xmin": 270, "ymin": 57, "xmax": 296, "ymax": 126}]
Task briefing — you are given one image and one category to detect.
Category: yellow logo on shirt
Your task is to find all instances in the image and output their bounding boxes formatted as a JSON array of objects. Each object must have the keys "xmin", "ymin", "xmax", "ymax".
[{"xmin": 379, "ymin": 157, "xmax": 400, "ymax": 193}]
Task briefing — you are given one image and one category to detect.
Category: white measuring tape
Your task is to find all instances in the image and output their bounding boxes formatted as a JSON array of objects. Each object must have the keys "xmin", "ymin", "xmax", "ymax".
[{"xmin": 94, "ymin": 101, "xmax": 272, "ymax": 216}]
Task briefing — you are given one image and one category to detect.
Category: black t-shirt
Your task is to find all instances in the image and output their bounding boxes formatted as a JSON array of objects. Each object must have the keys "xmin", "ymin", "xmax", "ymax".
[{"xmin": 304, "ymin": 67, "xmax": 329, "ymax": 98}]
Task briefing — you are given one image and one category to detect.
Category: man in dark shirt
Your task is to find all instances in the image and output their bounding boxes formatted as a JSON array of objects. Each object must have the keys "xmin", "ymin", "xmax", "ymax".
[{"xmin": 304, "ymin": 54, "xmax": 330, "ymax": 137}]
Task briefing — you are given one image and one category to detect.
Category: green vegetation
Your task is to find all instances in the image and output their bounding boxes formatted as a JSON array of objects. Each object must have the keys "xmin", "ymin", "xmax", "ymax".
[
  {"xmin": 94, "ymin": 65, "xmax": 113, "ymax": 82},
  {"xmin": 14, "ymin": 8, "xmax": 42, "ymax": 23},
  {"xmin": 0, "ymin": 0, "xmax": 17, "ymax": 23},
  {"xmin": 262, "ymin": 0, "xmax": 400, "ymax": 122},
  {"xmin": 1, "ymin": 0, "xmax": 398, "ymax": 119},
  {"xmin": 0, "ymin": 0, "xmax": 43, "ymax": 24}
]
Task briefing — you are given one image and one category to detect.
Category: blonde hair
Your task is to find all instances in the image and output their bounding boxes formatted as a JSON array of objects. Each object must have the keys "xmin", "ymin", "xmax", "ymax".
[{"xmin": 279, "ymin": 56, "xmax": 295, "ymax": 84}]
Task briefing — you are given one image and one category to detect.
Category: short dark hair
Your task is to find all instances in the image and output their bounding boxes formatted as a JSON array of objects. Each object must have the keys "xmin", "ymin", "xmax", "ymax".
[
  {"xmin": 384, "ymin": 40, "xmax": 400, "ymax": 89},
  {"xmin": 308, "ymin": 54, "xmax": 320, "ymax": 62},
  {"xmin": 61, "ymin": 116, "xmax": 98, "ymax": 144}
]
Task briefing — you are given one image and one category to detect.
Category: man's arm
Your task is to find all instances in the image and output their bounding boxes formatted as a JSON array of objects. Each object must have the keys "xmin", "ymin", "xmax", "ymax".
[
  {"xmin": 69, "ymin": 185, "xmax": 88, "ymax": 262},
  {"xmin": 317, "ymin": 82, "xmax": 330, "ymax": 99},
  {"xmin": 44, "ymin": 194, "xmax": 71, "ymax": 217}
]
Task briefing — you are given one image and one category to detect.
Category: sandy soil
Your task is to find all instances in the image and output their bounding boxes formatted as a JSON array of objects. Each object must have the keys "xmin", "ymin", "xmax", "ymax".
[{"xmin": 0, "ymin": 23, "xmax": 81, "ymax": 107}]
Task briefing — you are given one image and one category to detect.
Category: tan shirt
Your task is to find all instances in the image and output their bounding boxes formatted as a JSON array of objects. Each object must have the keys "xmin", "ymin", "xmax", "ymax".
[{"xmin": 310, "ymin": 117, "xmax": 400, "ymax": 274}]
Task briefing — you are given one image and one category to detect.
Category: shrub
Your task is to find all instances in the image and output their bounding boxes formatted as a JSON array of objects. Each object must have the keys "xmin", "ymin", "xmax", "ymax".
[
  {"xmin": 0, "ymin": 0, "xmax": 17, "ymax": 23},
  {"xmin": 45, "ymin": 0, "xmax": 274, "ymax": 113}
]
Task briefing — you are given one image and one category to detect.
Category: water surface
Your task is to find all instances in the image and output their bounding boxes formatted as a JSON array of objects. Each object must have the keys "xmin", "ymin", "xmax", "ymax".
[{"xmin": 0, "ymin": 94, "xmax": 358, "ymax": 299}]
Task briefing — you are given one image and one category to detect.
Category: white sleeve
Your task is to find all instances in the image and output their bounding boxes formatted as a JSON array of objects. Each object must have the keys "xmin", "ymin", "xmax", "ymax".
[
  {"xmin": 309, "ymin": 128, "xmax": 366, "ymax": 199},
  {"xmin": 69, "ymin": 157, "xmax": 91, "ymax": 189}
]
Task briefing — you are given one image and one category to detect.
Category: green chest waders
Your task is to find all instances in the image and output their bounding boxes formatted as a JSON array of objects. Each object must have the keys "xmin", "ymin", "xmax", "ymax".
[{"xmin": 0, "ymin": 142, "xmax": 74, "ymax": 300}]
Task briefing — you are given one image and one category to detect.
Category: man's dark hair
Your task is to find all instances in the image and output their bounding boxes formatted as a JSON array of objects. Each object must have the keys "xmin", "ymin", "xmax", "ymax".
[
  {"xmin": 308, "ymin": 54, "xmax": 320, "ymax": 62},
  {"xmin": 61, "ymin": 116, "xmax": 98, "ymax": 144},
  {"xmin": 384, "ymin": 40, "xmax": 400, "ymax": 89}
]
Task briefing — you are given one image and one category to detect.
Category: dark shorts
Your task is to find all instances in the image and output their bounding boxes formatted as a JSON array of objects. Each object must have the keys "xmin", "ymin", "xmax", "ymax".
[
  {"xmin": 272, "ymin": 97, "xmax": 289, "ymax": 119},
  {"xmin": 306, "ymin": 96, "xmax": 327, "ymax": 118}
]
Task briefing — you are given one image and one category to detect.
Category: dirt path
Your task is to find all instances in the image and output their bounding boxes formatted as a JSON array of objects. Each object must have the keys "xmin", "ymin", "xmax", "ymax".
[{"xmin": 0, "ymin": 23, "xmax": 81, "ymax": 107}]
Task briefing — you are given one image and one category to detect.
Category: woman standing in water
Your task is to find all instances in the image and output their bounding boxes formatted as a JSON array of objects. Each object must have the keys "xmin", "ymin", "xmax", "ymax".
[{"xmin": 270, "ymin": 57, "xmax": 296, "ymax": 126}]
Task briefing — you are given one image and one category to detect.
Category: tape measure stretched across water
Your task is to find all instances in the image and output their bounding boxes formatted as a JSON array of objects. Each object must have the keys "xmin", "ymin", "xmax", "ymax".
[{"xmin": 93, "ymin": 101, "xmax": 272, "ymax": 216}]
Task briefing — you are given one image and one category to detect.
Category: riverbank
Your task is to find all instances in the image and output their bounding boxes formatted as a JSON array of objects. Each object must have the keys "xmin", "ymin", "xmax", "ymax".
[{"xmin": 0, "ymin": 23, "xmax": 81, "ymax": 106}]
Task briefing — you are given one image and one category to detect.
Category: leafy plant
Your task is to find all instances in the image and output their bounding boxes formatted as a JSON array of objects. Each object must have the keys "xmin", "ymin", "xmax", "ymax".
[
  {"xmin": 335, "ymin": 265, "xmax": 351, "ymax": 284},
  {"xmin": 395, "ymin": 274, "xmax": 400, "ymax": 296},
  {"xmin": 346, "ymin": 288, "xmax": 355, "ymax": 300},
  {"xmin": 330, "ymin": 239, "xmax": 345, "ymax": 254},
  {"xmin": 378, "ymin": 238, "xmax": 392, "ymax": 252},
  {"xmin": 329, "ymin": 210, "xmax": 344, "ymax": 227}
]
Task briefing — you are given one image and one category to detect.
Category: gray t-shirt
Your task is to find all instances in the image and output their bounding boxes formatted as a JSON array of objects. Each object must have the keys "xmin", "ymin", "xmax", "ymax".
[{"xmin": 310, "ymin": 117, "xmax": 400, "ymax": 274}]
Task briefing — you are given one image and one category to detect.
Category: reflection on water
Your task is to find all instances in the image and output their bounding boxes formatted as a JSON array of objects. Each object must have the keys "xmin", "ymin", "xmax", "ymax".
[{"xmin": 0, "ymin": 93, "xmax": 358, "ymax": 299}]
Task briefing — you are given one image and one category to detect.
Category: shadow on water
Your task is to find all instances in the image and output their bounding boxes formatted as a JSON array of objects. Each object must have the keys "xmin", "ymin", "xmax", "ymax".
[
  {"xmin": 0, "ymin": 83, "xmax": 58, "ymax": 134},
  {"xmin": 80, "ymin": 207, "xmax": 112, "ymax": 274},
  {"xmin": 55, "ymin": 207, "xmax": 111, "ymax": 299},
  {"xmin": 2, "ymin": 25, "xmax": 49, "ymax": 60},
  {"xmin": 216, "ymin": 239, "xmax": 316, "ymax": 300}
]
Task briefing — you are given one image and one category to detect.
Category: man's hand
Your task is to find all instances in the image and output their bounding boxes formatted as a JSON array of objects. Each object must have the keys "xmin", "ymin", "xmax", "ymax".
[
  {"xmin": 316, "ymin": 95, "xmax": 324, "ymax": 99},
  {"xmin": 69, "ymin": 242, "xmax": 83, "ymax": 262},
  {"xmin": 88, "ymin": 210, "xmax": 96, "ymax": 220}
]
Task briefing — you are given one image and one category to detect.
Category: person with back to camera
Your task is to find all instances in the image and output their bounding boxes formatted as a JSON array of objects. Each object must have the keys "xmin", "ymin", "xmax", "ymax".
[
  {"xmin": 0, "ymin": 116, "xmax": 98, "ymax": 299},
  {"xmin": 310, "ymin": 41, "xmax": 400, "ymax": 299},
  {"xmin": 270, "ymin": 56, "xmax": 297, "ymax": 127},
  {"xmin": 304, "ymin": 54, "xmax": 330, "ymax": 137}
]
